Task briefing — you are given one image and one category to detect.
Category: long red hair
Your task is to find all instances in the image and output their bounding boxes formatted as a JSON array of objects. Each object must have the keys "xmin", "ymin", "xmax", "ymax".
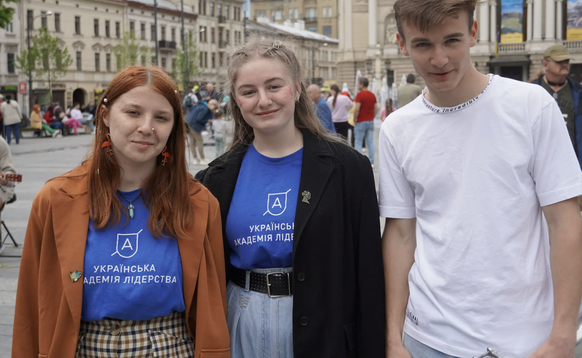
[{"xmin": 87, "ymin": 66, "xmax": 194, "ymax": 239}]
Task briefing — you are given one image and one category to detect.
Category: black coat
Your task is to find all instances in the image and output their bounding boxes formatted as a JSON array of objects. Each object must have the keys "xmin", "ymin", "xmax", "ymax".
[{"xmin": 195, "ymin": 130, "xmax": 385, "ymax": 358}]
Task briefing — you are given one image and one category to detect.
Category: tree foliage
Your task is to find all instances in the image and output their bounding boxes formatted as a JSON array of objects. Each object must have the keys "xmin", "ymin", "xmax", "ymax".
[
  {"xmin": 15, "ymin": 28, "xmax": 73, "ymax": 103},
  {"xmin": 113, "ymin": 31, "xmax": 150, "ymax": 71},
  {"xmin": 172, "ymin": 35, "xmax": 200, "ymax": 86},
  {"xmin": 0, "ymin": 0, "xmax": 17, "ymax": 29}
]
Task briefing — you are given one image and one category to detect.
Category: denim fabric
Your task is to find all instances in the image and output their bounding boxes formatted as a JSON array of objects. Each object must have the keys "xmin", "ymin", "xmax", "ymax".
[
  {"xmin": 403, "ymin": 333, "xmax": 459, "ymax": 358},
  {"xmin": 355, "ymin": 121, "xmax": 375, "ymax": 164},
  {"xmin": 215, "ymin": 137, "xmax": 225, "ymax": 157},
  {"xmin": 5, "ymin": 124, "xmax": 20, "ymax": 144},
  {"xmin": 227, "ymin": 267, "xmax": 293, "ymax": 358}
]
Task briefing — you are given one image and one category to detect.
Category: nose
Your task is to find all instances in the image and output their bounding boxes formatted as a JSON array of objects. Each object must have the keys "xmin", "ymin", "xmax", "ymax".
[
  {"xmin": 257, "ymin": 88, "xmax": 272, "ymax": 107},
  {"xmin": 430, "ymin": 45, "xmax": 449, "ymax": 69},
  {"xmin": 137, "ymin": 116, "xmax": 155, "ymax": 135}
]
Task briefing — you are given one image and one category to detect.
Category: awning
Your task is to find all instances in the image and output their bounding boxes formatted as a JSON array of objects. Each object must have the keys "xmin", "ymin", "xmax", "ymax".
[{"xmin": 487, "ymin": 55, "xmax": 531, "ymax": 66}]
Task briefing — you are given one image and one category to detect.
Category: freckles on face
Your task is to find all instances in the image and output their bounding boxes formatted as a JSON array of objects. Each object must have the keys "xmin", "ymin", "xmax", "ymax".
[{"xmin": 285, "ymin": 87, "xmax": 293, "ymax": 100}]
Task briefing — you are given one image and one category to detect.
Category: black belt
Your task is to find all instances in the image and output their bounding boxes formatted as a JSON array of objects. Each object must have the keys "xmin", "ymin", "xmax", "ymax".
[{"xmin": 231, "ymin": 266, "xmax": 293, "ymax": 297}]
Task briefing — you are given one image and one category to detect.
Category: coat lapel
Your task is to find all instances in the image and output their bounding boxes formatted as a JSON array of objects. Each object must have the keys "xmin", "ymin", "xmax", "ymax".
[
  {"xmin": 52, "ymin": 171, "xmax": 90, "ymax": 325},
  {"xmin": 293, "ymin": 131, "xmax": 335, "ymax": 252}
]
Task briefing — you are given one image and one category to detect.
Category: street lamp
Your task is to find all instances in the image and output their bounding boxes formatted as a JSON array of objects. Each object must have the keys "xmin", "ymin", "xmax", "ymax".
[
  {"xmin": 27, "ymin": 11, "xmax": 52, "ymax": 115},
  {"xmin": 182, "ymin": 28, "xmax": 204, "ymax": 97}
]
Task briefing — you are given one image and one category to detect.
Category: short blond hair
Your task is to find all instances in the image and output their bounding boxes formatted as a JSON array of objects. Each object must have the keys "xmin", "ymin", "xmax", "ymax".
[
  {"xmin": 394, "ymin": 0, "xmax": 477, "ymax": 40},
  {"xmin": 208, "ymin": 99, "xmax": 219, "ymax": 108}
]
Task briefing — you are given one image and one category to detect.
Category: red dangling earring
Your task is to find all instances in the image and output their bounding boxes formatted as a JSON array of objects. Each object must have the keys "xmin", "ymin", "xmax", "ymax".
[
  {"xmin": 161, "ymin": 146, "xmax": 170, "ymax": 166},
  {"xmin": 102, "ymin": 133, "xmax": 113, "ymax": 156}
]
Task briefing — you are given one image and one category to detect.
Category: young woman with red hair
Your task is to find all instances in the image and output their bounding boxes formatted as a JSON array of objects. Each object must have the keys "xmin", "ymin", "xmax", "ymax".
[{"xmin": 12, "ymin": 66, "xmax": 230, "ymax": 358}]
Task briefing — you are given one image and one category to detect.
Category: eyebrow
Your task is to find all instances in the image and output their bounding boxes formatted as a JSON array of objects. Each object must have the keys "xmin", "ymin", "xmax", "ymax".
[
  {"xmin": 121, "ymin": 103, "xmax": 172, "ymax": 115},
  {"xmin": 237, "ymin": 77, "xmax": 286, "ymax": 90},
  {"xmin": 410, "ymin": 32, "xmax": 465, "ymax": 44}
]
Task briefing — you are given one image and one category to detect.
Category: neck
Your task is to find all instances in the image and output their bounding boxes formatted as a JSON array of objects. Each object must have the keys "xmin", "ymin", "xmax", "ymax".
[
  {"xmin": 116, "ymin": 158, "xmax": 156, "ymax": 192},
  {"xmin": 425, "ymin": 68, "xmax": 489, "ymax": 108},
  {"xmin": 253, "ymin": 125, "xmax": 303, "ymax": 158},
  {"xmin": 544, "ymin": 74, "xmax": 567, "ymax": 87}
]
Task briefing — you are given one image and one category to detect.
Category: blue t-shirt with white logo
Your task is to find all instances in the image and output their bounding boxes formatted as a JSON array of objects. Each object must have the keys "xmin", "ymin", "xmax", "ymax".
[
  {"xmin": 226, "ymin": 145, "xmax": 303, "ymax": 269},
  {"xmin": 81, "ymin": 189, "xmax": 185, "ymax": 321}
]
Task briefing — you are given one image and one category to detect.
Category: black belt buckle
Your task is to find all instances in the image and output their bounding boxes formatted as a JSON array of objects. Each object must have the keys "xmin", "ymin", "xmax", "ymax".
[
  {"xmin": 473, "ymin": 348, "xmax": 503, "ymax": 358},
  {"xmin": 265, "ymin": 272, "xmax": 291, "ymax": 298}
]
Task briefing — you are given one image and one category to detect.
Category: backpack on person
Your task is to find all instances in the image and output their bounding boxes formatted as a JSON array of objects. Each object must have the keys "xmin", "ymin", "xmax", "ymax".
[{"xmin": 184, "ymin": 96, "xmax": 193, "ymax": 108}]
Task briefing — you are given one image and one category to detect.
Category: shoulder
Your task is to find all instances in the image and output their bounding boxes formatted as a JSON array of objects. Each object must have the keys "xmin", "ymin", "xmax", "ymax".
[
  {"xmin": 316, "ymin": 137, "xmax": 370, "ymax": 168},
  {"xmin": 189, "ymin": 179, "xmax": 219, "ymax": 211},
  {"xmin": 491, "ymin": 76, "xmax": 553, "ymax": 107}
]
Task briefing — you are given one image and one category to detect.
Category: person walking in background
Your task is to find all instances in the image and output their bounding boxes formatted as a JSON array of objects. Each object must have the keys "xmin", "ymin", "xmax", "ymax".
[
  {"xmin": 1, "ymin": 95, "xmax": 22, "ymax": 144},
  {"xmin": 196, "ymin": 38, "xmax": 385, "ymax": 358},
  {"xmin": 185, "ymin": 99, "xmax": 219, "ymax": 165},
  {"xmin": 307, "ymin": 84, "xmax": 336, "ymax": 134},
  {"xmin": 353, "ymin": 77, "xmax": 377, "ymax": 166},
  {"xmin": 327, "ymin": 84, "xmax": 353, "ymax": 140},
  {"xmin": 211, "ymin": 108, "xmax": 233, "ymax": 157},
  {"xmin": 12, "ymin": 66, "xmax": 230, "ymax": 358},
  {"xmin": 381, "ymin": 98, "xmax": 396, "ymax": 122},
  {"xmin": 381, "ymin": 0, "xmax": 582, "ymax": 356},
  {"xmin": 397, "ymin": 74, "xmax": 422, "ymax": 108},
  {"xmin": 30, "ymin": 104, "xmax": 61, "ymax": 138}
]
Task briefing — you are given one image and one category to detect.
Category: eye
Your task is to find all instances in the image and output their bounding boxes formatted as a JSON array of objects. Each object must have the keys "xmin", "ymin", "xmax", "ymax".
[
  {"xmin": 270, "ymin": 85, "xmax": 282, "ymax": 90},
  {"xmin": 127, "ymin": 110, "xmax": 139, "ymax": 115},
  {"xmin": 446, "ymin": 38, "xmax": 460, "ymax": 44},
  {"xmin": 156, "ymin": 115, "xmax": 168, "ymax": 121},
  {"xmin": 242, "ymin": 90, "xmax": 255, "ymax": 96},
  {"xmin": 415, "ymin": 43, "xmax": 430, "ymax": 48}
]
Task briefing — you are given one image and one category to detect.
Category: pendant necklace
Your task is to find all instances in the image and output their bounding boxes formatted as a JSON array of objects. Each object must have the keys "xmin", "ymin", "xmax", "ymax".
[{"xmin": 118, "ymin": 190, "xmax": 142, "ymax": 219}]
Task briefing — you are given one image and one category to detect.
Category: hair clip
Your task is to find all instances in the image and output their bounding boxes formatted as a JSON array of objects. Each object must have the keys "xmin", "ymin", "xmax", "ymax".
[
  {"xmin": 174, "ymin": 89, "xmax": 178, "ymax": 94},
  {"xmin": 103, "ymin": 98, "xmax": 108, "ymax": 103},
  {"xmin": 269, "ymin": 40, "xmax": 282, "ymax": 50}
]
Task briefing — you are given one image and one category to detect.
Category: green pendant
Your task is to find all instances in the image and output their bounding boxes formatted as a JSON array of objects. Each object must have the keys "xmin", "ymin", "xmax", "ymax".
[{"xmin": 128, "ymin": 203, "xmax": 134, "ymax": 219}]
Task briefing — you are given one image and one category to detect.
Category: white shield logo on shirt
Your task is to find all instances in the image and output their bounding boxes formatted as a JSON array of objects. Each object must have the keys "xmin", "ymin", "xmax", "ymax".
[
  {"xmin": 263, "ymin": 189, "xmax": 292, "ymax": 216},
  {"xmin": 111, "ymin": 229, "xmax": 143, "ymax": 258}
]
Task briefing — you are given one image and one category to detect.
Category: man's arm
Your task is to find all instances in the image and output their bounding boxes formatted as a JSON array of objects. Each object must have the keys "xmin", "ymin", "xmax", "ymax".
[
  {"xmin": 353, "ymin": 102, "xmax": 361, "ymax": 122},
  {"xmin": 529, "ymin": 197, "xmax": 582, "ymax": 358},
  {"xmin": 384, "ymin": 217, "xmax": 416, "ymax": 357}
]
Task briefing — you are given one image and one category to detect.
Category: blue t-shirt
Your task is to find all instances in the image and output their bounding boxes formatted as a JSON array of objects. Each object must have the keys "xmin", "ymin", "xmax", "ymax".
[
  {"xmin": 82, "ymin": 189, "xmax": 185, "ymax": 321},
  {"xmin": 226, "ymin": 145, "xmax": 303, "ymax": 269}
]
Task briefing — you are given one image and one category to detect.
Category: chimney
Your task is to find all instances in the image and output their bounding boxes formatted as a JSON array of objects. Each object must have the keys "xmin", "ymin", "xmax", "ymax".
[
  {"xmin": 294, "ymin": 20, "xmax": 305, "ymax": 31},
  {"xmin": 284, "ymin": 19, "xmax": 292, "ymax": 28}
]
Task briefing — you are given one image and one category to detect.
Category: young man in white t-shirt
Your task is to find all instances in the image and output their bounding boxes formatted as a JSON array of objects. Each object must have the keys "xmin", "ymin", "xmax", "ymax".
[{"xmin": 380, "ymin": 1, "xmax": 582, "ymax": 357}]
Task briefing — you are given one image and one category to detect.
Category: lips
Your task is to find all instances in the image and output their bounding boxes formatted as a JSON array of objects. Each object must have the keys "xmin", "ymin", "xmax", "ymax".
[
  {"xmin": 430, "ymin": 71, "xmax": 452, "ymax": 80},
  {"xmin": 133, "ymin": 141, "xmax": 153, "ymax": 148},
  {"xmin": 256, "ymin": 109, "xmax": 279, "ymax": 117}
]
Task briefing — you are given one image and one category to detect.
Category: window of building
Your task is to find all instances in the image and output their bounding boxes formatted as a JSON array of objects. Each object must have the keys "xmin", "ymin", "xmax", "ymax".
[
  {"xmin": 328, "ymin": 7, "xmax": 333, "ymax": 17},
  {"xmin": 75, "ymin": 16, "xmax": 81, "ymax": 35},
  {"xmin": 321, "ymin": 50, "xmax": 327, "ymax": 61},
  {"xmin": 200, "ymin": 52, "xmax": 204, "ymax": 67},
  {"xmin": 141, "ymin": 23, "xmax": 146, "ymax": 40},
  {"xmin": 105, "ymin": 21, "xmax": 110, "ymax": 37},
  {"xmin": 212, "ymin": 53, "xmax": 215, "ymax": 68},
  {"xmin": 294, "ymin": 8, "xmax": 298, "ymax": 19},
  {"xmin": 161, "ymin": 57, "xmax": 166, "ymax": 70},
  {"xmin": 307, "ymin": 26, "xmax": 317, "ymax": 32},
  {"xmin": 322, "ymin": 7, "xmax": 327, "ymax": 18},
  {"xmin": 219, "ymin": 52, "xmax": 224, "ymax": 66},
  {"xmin": 27, "ymin": 10, "xmax": 33, "ymax": 30},
  {"xmin": 289, "ymin": 9, "xmax": 293, "ymax": 19},
  {"xmin": 95, "ymin": 53, "xmax": 100, "ymax": 72},
  {"xmin": 151, "ymin": 25, "xmax": 156, "ymax": 41},
  {"xmin": 205, "ymin": 52, "xmax": 208, "ymax": 67},
  {"xmin": 272, "ymin": 10, "xmax": 282, "ymax": 21},
  {"xmin": 323, "ymin": 26, "xmax": 332, "ymax": 36},
  {"xmin": 226, "ymin": 29, "xmax": 230, "ymax": 44},
  {"xmin": 201, "ymin": 0, "xmax": 207, "ymax": 15},
  {"xmin": 106, "ymin": 53, "xmax": 111, "ymax": 72},
  {"xmin": 130, "ymin": 22, "xmax": 135, "ymax": 38},
  {"xmin": 7, "ymin": 53, "xmax": 14, "ymax": 74},
  {"xmin": 211, "ymin": 27, "xmax": 215, "ymax": 43},
  {"xmin": 171, "ymin": 28, "xmax": 175, "ymax": 42},
  {"xmin": 320, "ymin": 67, "xmax": 328, "ymax": 79},
  {"xmin": 94, "ymin": 19, "xmax": 99, "ymax": 36},
  {"xmin": 256, "ymin": 11, "xmax": 266, "ymax": 18},
  {"xmin": 6, "ymin": 21, "xmax": 13, "ymax": 33},
  {"xmin": 41, "ymin": 11, "xmax": 48, "ymax": 28},
  {"xmin": 225, "ymin": 5, "xmax": 229, "ymax": 19},
  {"xmin": 306, "ymin": 8, "xmax": 316, "ymax": 19},
  {"xmin": 116, "ymin": 22, "xmax": 120, "ymax": 38},
  {"xmin": 331, "ymin": 67, "xmax": 337, "ymax": 79},
  {"xmin": 331, "ymin": 52, "xmax": 337, "ymax": 62},
  {"xmin": 210, "ymin": 2, "xmax": 214, "ymax": 16},
  {"xmin": 161, "ymin": 26, "xmax": 166, "ymax": 41},
  {"xmin": 76, "ymin": 51, "xmax": 82, "ymax": 71},
  {"xmin": 54, "ymin": 14, "xmax": 60, "ymax": 32},
  {"xmin": 42, "ymin": 50, "xmax": 48, "ymax": 70},
  {"xmin": 217, "ymin": 4, "xmax": 222, "ymax": 16}
]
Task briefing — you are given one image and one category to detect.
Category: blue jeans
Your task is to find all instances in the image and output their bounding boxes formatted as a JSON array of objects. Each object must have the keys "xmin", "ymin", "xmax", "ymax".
[
  {"xmin": 5, "ymin": 124, "xmax": 20, "ymax": 144},
  {"xmin": 403, "ymin": 333, "xmax": 459, "ymax": 358},
  {"xmin": 355, "ymin": 121, "xmax": 374, "ymax": 164},
  {"xmin": 215, "ymin": 137, "xmax": 225, "ymax": 157},
  {"xmin": 227, "ymin": 267, "xmax": 293, "ymax": 358}
]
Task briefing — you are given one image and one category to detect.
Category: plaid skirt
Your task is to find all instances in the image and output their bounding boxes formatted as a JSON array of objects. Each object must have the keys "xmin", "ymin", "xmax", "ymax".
[{"xmin": 76, "ymin": 311, "xmax": 194, "ymax": 358}]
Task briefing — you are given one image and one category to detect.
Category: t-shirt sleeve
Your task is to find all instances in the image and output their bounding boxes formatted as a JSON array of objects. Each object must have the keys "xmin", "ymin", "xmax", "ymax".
[
  {"xmin": 378, "ymin": 123, "xmax": 416, "ymax": 218},
  {"xmin": 532, "ymin": 98, "xmax": 582, "ymax": 206},
  {"xmin": 355, "ymin": 92, "xmax": 362, "ymax": 103}
]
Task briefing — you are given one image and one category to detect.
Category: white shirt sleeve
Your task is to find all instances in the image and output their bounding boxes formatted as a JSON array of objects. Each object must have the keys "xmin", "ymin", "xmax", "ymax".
[
  {"xmin": 378, "ymin": 121, "xmax": 416, "ymax": 218},
  {"xmin": 531, "ymin": 97, "xmax": 582, "ymax": 206}
]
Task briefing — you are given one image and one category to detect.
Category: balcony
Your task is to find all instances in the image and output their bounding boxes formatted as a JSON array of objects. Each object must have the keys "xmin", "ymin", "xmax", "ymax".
[
  {"xmin": 563, "ymin": 40, "xmax": 582, "ymax": 51},
  {"xmin": 218, "ymin": 15, "xmax": 227, "ymax": 24},
  {"xmin": 304, "ymin": 16, "xmax": 317, "ymax": 22},
  {"xmin": 497, "ymin": 43, "xmax": 526, "ymax": 54},
  {"xmin": 158, "ymin": 40, "xmax": 176, "ymax": 52},
  {"xmin": 219, "ymin": 40, "xmax": 229, "ymax": 49}
]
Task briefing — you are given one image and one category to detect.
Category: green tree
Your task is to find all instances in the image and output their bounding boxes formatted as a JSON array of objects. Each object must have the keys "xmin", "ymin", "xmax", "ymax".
[
  {"xmin": 113, "ymin": 31, "xmax": 150, "ymax": 71},
  {"xmin": 172, "ymin": 35, "xmax": 200, "ymax": 88},
  {"xmin": 15, "ymin": 28, "xmax": 73, "ymax": 103},
  {"xmin": 0, "ymin": 0, "xmax": 17, "ymax": 29}
]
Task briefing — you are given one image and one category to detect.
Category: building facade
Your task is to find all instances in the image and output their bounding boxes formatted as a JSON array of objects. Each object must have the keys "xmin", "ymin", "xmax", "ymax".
[
  {"xmin": 0, "ymin": 2, "xmax": 23, "ymax": 106},
  {"xmin": 250, "ymin": 0, "xmax": 338, "ymax": 38},
  {"xmin": 338, "ymin": 0, "xmax": 582, "ymax": 93},
  {"xmin": 246, "ymin": 18, "xmax": 339, "ymax": 86}
]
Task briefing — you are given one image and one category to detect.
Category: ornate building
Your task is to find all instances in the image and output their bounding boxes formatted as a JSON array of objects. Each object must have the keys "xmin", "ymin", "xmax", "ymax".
[{"xmin": 338, "ymin": 0, "xmax": 582, "ymax": 91}]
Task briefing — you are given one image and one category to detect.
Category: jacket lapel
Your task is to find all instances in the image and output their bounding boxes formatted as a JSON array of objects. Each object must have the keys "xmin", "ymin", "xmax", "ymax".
[
  {"xmin": 52, "ymin": 171, "xmax": 90, "ymax": 325},
  {"xmin": 293, "ymin": 131, "xmax": 335, "ymax": 252}
]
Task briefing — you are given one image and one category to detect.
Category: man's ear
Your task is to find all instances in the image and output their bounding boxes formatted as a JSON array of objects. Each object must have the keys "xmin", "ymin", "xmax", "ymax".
[{"xmin": 397, "ymin": 32, "xmax": 409, "ymax": 57}]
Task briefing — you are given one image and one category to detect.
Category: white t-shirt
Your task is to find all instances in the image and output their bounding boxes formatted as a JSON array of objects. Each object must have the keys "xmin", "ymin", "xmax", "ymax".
[{"xmin": 379, "ymin": 75, "xmax": 582, "ymax": 357}]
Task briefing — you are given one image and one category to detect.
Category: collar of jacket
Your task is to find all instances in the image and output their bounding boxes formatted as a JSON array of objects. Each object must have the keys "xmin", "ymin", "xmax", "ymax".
[
  {"xmin": 52, "ymin": 162, "xmax": 207, "ymax": 332},
  {"xmin": 206, "ymin": 128, "xmax": 336, "ymax": 252}
]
